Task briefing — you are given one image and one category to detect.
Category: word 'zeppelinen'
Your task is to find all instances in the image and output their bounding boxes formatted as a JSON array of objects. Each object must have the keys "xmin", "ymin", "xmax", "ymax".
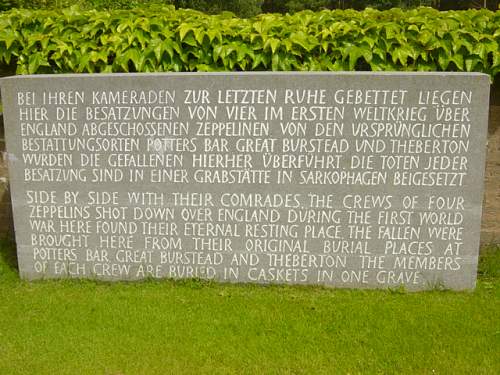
[{"xmin": 196, "ymin": 121, "xmax": 269, "ymax": 136}]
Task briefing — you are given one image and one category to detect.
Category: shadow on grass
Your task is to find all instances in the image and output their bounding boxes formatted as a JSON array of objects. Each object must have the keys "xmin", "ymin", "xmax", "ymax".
[
  {"xmin": 0, "ymin": 237, "xmax": 17, "ymax": 271},
  {"xmin": 478, "ymin": 244, "xmax": 500, "ymax": 280}
]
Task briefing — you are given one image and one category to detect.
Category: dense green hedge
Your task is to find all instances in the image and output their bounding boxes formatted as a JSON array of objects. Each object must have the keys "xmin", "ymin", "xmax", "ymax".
[{"xmin": 0, "ymin": 6, "xmax": 498, "ymax": 77}]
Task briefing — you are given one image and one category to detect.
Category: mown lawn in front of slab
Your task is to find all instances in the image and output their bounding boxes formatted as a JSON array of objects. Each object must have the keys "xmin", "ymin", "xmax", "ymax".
[{"xmin": 0, "ymin": 239, "xmax": 498, "ymax": 375}]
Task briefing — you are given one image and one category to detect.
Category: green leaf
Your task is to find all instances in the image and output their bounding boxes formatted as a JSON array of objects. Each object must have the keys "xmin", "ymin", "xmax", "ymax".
[
  {"xmin": 344, "ymin": 45, "xmax": 371, "ymax": 70},
  {"xmin": 450, "ymin": 53, "xmax": 464, "ymax": 70},
  {"xmin": 264, "ymin": 38, "xmax": 280, "ymax": 54},
  {"xmin": 116, "ymin": 48, "xmax": 141, "ymax": 72},
  {"xmin": 493, "ymin": 53, "xmax": 500, "ymax": 69},
  {"xmin": 178, "ymin": 24, "xmax": 192, "ymax": 41},
  {"xmin": 194, "ymin": 28, "xmax": 205, "ymax": 45},
  {"xmin": 271, "ymin": 52, "xmax": 279, "ymax": 71},
  {"xmin": 438, "ymin": 49, "xmax": 451, "ymax": 70},
  {"xmin": 28, "ymin": 53, "xmax": 50, "ymax": 74},
  {"xmin": 465, "ymin": 56, "xmax": 482, "ymax": 72}
]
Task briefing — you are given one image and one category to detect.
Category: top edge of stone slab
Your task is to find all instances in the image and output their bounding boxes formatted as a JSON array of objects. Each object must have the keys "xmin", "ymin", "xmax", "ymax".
[{"xmin": 0, "ymin": 71, "xmax": 491, "ymax": 82}]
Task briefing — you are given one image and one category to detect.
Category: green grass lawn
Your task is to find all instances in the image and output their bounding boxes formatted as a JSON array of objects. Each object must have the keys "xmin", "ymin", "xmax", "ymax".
[{"xmin": 0, "ymin": 239, "xmax": 498, "ymax": 375}]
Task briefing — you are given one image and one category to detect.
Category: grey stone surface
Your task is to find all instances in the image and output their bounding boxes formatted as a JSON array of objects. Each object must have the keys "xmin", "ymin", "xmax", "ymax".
[{"xmin": 0, "ymin": 72, "xmax": 490, "ymax": 290}]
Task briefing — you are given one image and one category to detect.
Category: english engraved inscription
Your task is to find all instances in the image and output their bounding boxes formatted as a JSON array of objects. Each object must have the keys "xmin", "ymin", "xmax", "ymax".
[{"xmin": 1, "ymin": 72, "xmax": 490, "ymax": 290}]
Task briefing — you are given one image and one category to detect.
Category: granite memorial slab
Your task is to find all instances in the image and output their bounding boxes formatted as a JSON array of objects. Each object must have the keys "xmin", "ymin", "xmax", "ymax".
[{"xmin": 0, "ymin": 72, "xmax": 490, "ymax": 290}]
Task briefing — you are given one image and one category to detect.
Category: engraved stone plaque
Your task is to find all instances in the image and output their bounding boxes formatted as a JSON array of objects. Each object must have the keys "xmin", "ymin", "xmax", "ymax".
[{"xmin": 0, "ymin": 72, "xmax": 490, "ymax": 290}]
